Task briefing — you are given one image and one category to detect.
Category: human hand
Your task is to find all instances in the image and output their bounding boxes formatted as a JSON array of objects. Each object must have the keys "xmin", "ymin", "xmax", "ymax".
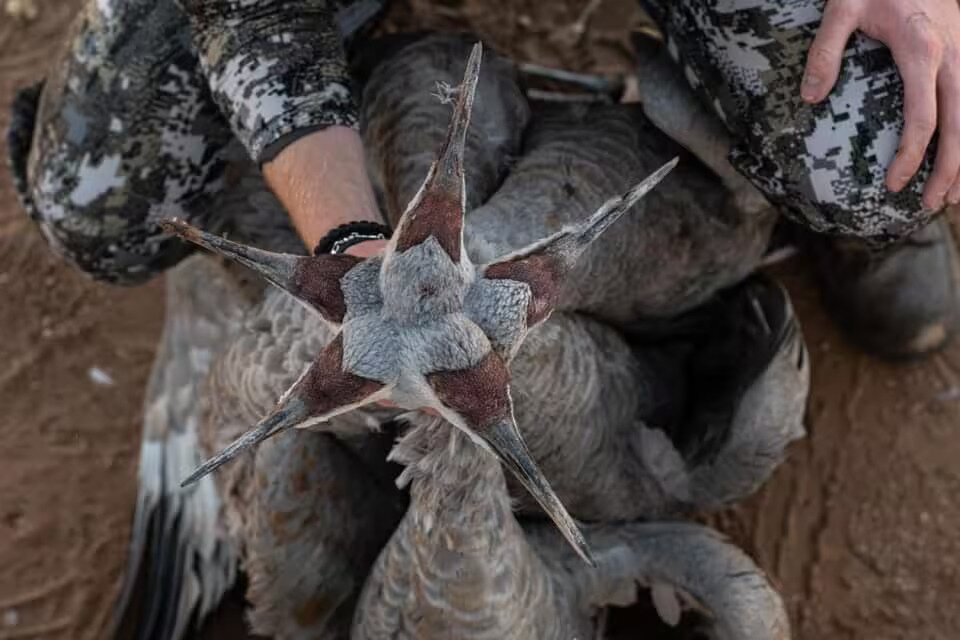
[
  {"xmin": 377, "ymin": 398, "xmax": 441, "ymax": 417},
  {"xmin": 262, "ymin": 128, "xmax": 441, "ymax": 416},
  {"xmin": 343, "ymin": 238, "xmax": 389, "ymax": 258},
  {"xmin": 801, "ymin": 0, "xmax": 960, "ymax": 209}
]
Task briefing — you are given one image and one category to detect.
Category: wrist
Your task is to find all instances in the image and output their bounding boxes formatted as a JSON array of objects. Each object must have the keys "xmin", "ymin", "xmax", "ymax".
[
  {"xmin": 313, "ymin": 221, "xmax": 392, "ymax": 256},
  {"xmin": 263, "ymin": 126, "xmax": 385, "ymax": 249},
  {"xmin": 344, "ymin": 238, "xmax": 389, "ymax": 258}
]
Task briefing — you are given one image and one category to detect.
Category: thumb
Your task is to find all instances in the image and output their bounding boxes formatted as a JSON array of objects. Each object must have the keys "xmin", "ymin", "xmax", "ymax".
[{"xmin": 802, "ymin": 0, "xmax": 860, "ymax": 103}]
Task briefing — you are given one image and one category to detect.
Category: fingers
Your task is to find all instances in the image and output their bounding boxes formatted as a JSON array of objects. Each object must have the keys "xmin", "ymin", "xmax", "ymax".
[
  {"xmin": 886, "ymin": 17, "xmax": 943, "ymax": 193},
  {"xmin": 926, "ymin": 67, "xmax": 960, "ymax": 208},
  {"xmin": 949, "ymin": 164, "xmax": 960, "ymax": 205},
  {"xmin": 802, "ymin": 0, "xmax": 860, "ymax": 103},
  {"xmin": 804, "ymin": 1, "xmax": 960, "ymax": 204}
]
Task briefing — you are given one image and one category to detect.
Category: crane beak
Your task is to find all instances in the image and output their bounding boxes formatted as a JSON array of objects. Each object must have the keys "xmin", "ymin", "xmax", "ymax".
[
  {"xmin": 161, "ymin": 218, "xmax": 360, "ymax": 325},
  {"xmin": 481, "ymin": 157, "xmax": 679, "ymax": 328},
  {"xmin": 480, "ymin": 418, "xmax": 596, "ymax": 566},
  {"xmin": 425, "ymin": 351, "xmax": 593, "ymax": 564},
  {"xmin": 180, "ymin": 400, "xmax": 310, "ymax": 487},
  {"xmin": 180, "ymin": 335, "xmax": 385, "ymax": 487},
  {"xmin": 390, "ymin": 42, "xmax": 482, "ymax": 263}
]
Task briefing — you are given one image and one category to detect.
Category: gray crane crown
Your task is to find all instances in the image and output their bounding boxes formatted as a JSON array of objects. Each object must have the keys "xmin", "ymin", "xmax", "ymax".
[{"xmin": 162, "ymin": 42, "xmax": 677, "ymax": 565}]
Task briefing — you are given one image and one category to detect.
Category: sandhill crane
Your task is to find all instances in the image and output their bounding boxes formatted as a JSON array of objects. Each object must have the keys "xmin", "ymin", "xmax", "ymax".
[
  {"xmin": 506, "ymin": 273, "xmax": 808, "ymax": 522},
  {"xmin": 448, "ymin": 86, "xmax": 807, "ymax": 521},
  {"xmin": 108, "ymin": 161, "xmax": 409, "ymax": 640},
  {"xmin": 194, "ymin": 256, "xmax": 409, "ymax": 639},
  {"xmin": 164, "ymin": 41, "xmax": 680, "ymax": 563},
  {"xmin": 353, "ymin": 412, "xmax": 790, "ymax": 640},
  {"xmin": 107, "ymin": 152, "xmax": 319, "ymax": 638},
  {"xmin": 112, "ymin": 33, "xmax": 806, "ymax": 638}
]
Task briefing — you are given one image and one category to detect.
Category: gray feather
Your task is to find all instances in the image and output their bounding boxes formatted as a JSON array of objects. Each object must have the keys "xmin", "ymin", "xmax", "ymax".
[
  {"xmin": 466, "ymin": 101, "xmax": 776, "ymax": 325},
  {"xmin": 110, "ymin": 255, "xmax": 246, "ymax": 640}
]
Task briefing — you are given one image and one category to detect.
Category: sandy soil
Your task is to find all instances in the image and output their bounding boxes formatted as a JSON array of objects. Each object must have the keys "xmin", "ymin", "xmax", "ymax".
[{"xmin": 1, "ymin": 1, "xmax": 958, "ymax": 638}]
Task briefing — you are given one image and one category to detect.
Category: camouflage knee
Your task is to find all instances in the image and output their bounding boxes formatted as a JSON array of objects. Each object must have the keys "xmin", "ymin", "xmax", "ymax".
[
  {"xmin": 8, "ymin": 0, "xmax": 233, "ymax": 284},
  {"xmin": 7, "ymin": 83, "xmax": 173, "ymax": 285},
  {"xmin": 20, "ymin": 90, "xmax": 230, "ymax": 284},
  {"xmin": 639, "ymin": 0, "xmax": 936, "ymax": 244}
]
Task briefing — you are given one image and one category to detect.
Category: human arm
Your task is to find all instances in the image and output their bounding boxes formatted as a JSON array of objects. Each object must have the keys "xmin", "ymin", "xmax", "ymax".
[
  {"xmin": 262, "ymin": 126, "xmax": 388, "ymax": 256},
  {"xmin": 801, "ymin": 0, "xmax": 960, "ymax": 210},
  {"xmin": 175, "ymin": 0, "xmax": 387, "ymax": 255}
]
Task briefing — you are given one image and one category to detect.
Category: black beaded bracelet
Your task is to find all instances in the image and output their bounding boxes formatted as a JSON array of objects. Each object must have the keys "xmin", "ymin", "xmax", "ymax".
[{"xmin": 313, "ymin": 221, "xmax": 392, "ymax": 256}]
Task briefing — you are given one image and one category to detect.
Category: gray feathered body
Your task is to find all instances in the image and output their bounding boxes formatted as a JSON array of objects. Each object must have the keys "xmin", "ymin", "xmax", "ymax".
[
  {"xmin": 354, "ymin": 419, "xmax": 578, "ymax": 640},
  {"xmin": 465, "ymin": 102, "xmax": 777, "ymax": 325},
  {"xmin": 354, "ymin": 417, "xmax": 791, "ymax": 640},
  {"xmin": 122, "ymin": 31, "xmax": 805, "ymax": 640},
  {"xmin": 508, "ymin": 276, "xmax": 808, "ymax": 521},
  {"xmin": 201, "ymin": 285, "xmax": 406, "ymax": 639}
]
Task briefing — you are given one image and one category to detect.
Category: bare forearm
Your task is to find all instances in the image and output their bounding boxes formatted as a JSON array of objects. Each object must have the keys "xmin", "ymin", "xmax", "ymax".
[
  {"xmin": 263, "ymin": 126, "xmax": 385, "ymax": 252},
  {"xmin": 173, "ymin": 2, "xmax": 387, "ymax": 253}
]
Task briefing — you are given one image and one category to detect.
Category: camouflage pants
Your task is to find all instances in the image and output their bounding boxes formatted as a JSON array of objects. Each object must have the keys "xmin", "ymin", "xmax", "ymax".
[
  {"xmin": 8, "ymin": 0, "xmax": 360, "ymax": 285},
  {"xmin": 640, "ymin": 0, "xmax": 935, "ymax": 242},
  {"xmin": 7, "ymin": 0, "xmax": 235, "ymax": 284},
  {"xmin": 8, "ymin": 0, "xmax": 936, "ymax": 285}
]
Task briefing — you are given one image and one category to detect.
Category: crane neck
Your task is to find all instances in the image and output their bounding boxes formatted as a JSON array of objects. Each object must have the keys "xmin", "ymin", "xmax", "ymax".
[
  {"xmin": 385, "ymin": 418, "xmax": 552, "ymax": 638},
  {"xmin": 395, "ymin": 418, "xmax": 518, "ymax": 545}
]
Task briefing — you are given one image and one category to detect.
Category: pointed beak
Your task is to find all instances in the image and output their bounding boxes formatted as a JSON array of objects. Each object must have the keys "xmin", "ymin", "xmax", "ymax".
[
  {"xmin": 181, "ymin": 400, "xmax": 309, "ymax": 487},
  {"xmin": 431, "ymin": 41, "xmax": 482, "ymax": 188},
  {"xmin": 161, "ymin": 218, "xmax": 298, "ymax": 287},
  {"xmin": 480, "ymin": 157, "xmax": 679, "ymax": 330},
  {"xmin": 481, "ymin": 419, "xmax": 596, "ymax": 566},
  {"xmin": 392, "ymin": 42, "xmax": 483, "ymax": 262},
  {"xmin": 161, "ymin": 218, "xmax": 358, "ymax": 324},
  {"xmin": 181, "ymin": 333, "xmax": 386, "ymax": 486},
  {"xmin": 573, "ymin": 156, "xmax": 679, "ymax": 248}
]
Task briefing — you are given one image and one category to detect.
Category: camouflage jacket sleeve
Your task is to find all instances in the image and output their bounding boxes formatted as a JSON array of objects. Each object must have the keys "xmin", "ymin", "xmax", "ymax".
[{"xmin": 176, "ymin": 0, "xmax": 358, "ymax": 164}]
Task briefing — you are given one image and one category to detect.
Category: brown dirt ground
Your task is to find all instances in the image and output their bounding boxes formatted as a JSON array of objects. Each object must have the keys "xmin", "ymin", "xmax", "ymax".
[{"xmin": 1, "ymin": 0, "xmax": 959, "ymax": 638}]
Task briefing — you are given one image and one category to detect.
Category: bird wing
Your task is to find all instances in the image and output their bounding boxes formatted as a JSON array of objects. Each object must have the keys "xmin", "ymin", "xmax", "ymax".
[
  {"xmin": 528, "ymin": 520, "xmax": 791, "ymax": 640},
  {"xmin": 671, "ymin": 275, "xmax": 809, "ymax": 508},
  {"xmin": 110, "ymin": 255, "xmax": 252, "ymax": 640},
  {"xmin": 505, "ymin": 276, "xmax": 808, "ymax": 521}
]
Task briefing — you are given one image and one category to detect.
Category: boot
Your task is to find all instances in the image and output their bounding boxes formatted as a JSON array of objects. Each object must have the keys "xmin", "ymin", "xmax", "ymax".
[{"xmin": 807, "ymin": 217, "xmax": 960, "ymax": 359}]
